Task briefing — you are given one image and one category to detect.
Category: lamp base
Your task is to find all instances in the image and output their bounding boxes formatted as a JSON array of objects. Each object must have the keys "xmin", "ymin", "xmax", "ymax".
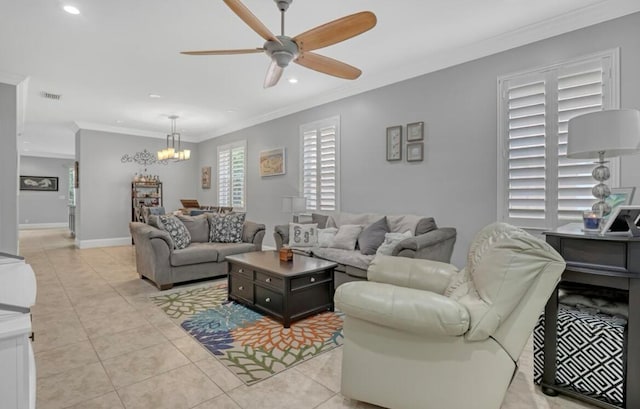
[{"xmin": 591, "ymin": 153, "xmax": 612, "ymax": 216}]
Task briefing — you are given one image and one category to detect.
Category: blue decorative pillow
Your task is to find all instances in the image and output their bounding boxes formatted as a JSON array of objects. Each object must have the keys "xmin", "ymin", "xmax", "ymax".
[
  {"xmin": 158, "ymin": 215, "xmax": 191, "ymax": 249},
  {"xmin": 209, "ymin": 213, "xmax": 246, "ymax": 243}
]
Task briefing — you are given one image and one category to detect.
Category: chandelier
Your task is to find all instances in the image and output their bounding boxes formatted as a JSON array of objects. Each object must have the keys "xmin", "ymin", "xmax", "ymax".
[{"xmin": 157, "ymin": 115, "xmax": 191, "ymax": 161}]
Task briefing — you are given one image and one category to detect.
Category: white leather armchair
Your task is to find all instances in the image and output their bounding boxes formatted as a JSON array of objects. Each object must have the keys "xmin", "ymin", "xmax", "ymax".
[{"xmin": 335, "ymin": 222, "xmax": 566, "ymax": 409}]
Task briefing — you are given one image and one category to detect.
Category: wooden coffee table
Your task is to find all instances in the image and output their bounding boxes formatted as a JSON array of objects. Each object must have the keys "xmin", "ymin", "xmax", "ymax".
[{"xmin": 225, "ymin": 251, "xmax": 337, "ymax": 328}]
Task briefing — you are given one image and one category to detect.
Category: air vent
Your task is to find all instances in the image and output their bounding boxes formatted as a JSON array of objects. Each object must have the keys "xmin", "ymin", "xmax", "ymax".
[{"xmin": 40, "ymin": 91, "xmax": 62, "ymax": 101}]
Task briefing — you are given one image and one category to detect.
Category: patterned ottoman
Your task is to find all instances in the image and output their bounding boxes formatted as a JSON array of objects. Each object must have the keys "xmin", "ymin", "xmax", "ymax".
[{"xmin": 533, "ymin": 304, "xmax": 627, "ymax": 407}]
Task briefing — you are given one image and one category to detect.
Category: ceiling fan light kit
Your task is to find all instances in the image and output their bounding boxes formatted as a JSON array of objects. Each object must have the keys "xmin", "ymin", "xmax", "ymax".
[{"xmin": 181, "ymin": 0, "xmax": 376, "ymax": 88}]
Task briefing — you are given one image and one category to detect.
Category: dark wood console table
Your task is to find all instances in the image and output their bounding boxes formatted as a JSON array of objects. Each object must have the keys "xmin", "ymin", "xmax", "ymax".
[{"xmin": 543, "ymin": 223, "xmax": 640, "ymax": 409}]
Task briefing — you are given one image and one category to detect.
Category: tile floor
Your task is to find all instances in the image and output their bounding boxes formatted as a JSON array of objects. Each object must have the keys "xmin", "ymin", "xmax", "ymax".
[{"xmin": 21, "ymin": 228, "xmax": 598, "ymax": 409}]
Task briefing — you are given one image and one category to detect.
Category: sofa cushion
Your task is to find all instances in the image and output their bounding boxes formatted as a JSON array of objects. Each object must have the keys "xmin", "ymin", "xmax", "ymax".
[
  {"xmin": 376, "ymin": 230, "xmax": 413, "ymax": 256},
  {"xmin": 327, "ymin": 212, "xmax": 382, "ymax": 229},
  {"xmin": 289, "ymin": 223, "xmax": 318, "ymax": 247},
  {"xmin": 209, "ymin": 242, "xmax": 257, "ymax": 262},
  {"xmin": 332, "ymin": 225, "xmax": 363, "ymax": 250},
  {"xmin": 208, "ymin": 213, "xmax": 246, "ymax": 243},
  {"xmin": 170, "ymin": 242, "xmax": 218, "ymax": 266},
  {"xmin": 158, "ymin": 215, "xmax": 191, "ymax": 249},
  {"xmin": 312, "ymin": 247, "xmax": 374, "ymax": 271},
  {"xmin": 176, "ymin": 214, "xmax": 209, "ymax": 243},
  {"xmin": 358, "ymin": 217, "xmax": 389, "ymax": 255},
  {"xmin": 386, "ymin": 215, "xmax": 432, "ymax": 235}
]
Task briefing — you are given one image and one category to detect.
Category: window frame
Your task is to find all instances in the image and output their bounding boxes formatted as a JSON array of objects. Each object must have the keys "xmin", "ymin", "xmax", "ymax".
[
  {"xmin": 216, "ymin": 140, "xmax": 247, "ymax": 212},
  {"xmin": 299, "ymin": 115, "xmax": 341, "ymax": 213},
  {"xmin": 497, "ymin": 48, "xmax": 620, "ymax": 230}
]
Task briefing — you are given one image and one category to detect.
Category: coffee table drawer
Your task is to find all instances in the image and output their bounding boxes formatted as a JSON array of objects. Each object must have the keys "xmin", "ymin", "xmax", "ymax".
[
  {"xmin": 256, "ymin": 271, "xmax": 283, "ymax": 289},
  {"xmin": 229, "ymin": 274, "xmax": 254, "ymax": 303},
  {"xmin": 291, "ymin": 270, "xmax": 331, "ymax": 290},
  {"xmin": 255, "ymin": 285, "xmax": 283, "ymax": 315},
  {"xmin": 230, "ymin": 263, "xmax": 253, "ymax": 279}
]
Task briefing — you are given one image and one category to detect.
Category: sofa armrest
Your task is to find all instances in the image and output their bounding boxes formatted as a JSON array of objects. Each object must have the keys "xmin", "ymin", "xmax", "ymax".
[
  {"xmin": 129, "ymin": 222, "xmax": 173, "ymax": 288},
  {"xmin": 368, "ymin": 255, "xmax": 458, "ymax": 294},
  {"xmin": 273, "ymin": 224, "xmax": 289, "ymax": 250},
  {"xmin": 243, "ymin": 221, "xmax": 266, "ymax": 250},
  {"xmin": 335, "ymin": 281, "xmax": 469, "ymax": 337},
  {"xmin": 393, "ymin": 227, "xmax": 457, "ymax": 263}
]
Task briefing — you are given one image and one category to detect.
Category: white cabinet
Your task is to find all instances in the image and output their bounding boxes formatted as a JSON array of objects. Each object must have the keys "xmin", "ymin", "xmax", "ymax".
[{"xmin": 0, "ymin": 254, "xmax": 37, "ymax": 409}]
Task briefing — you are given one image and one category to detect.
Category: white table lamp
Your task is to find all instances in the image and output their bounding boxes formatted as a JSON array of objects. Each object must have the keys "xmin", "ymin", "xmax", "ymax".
[
  {"xmin": 567, "ymin": 109, "xmax": 640, "ymax": 215},
  {"xmin": 281, "ymin": 196, "xmax": 307, "ymax": 222}
]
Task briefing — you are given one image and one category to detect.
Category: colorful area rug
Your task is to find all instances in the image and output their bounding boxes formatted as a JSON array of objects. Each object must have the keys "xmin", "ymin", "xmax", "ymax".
[{"xmin": 150, "ymin": 282, "xmax": 343, "ymax": 385}]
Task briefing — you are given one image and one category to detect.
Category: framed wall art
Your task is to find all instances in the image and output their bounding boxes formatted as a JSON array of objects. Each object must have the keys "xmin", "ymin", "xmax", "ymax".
[
  {"xmin": 20, "ymin": 176, "xmax": 59, "ymax": 191},
  {"xmin": 605, "ymin": 187, "xmax": 636, "ymax": 211},
  {"xmin": 407, "ymin": 143, "xmax": 424, "ymax": 162},
  {"xmin": 407, "ymin": 121, "xmax": 424, "ymax": 142},
  {"xmin": 201, "ymin": 166, "xmax": 211, "ymax": 189},
  {"xmin": 386, "ymin": 126, "xmax": 402, "ymax": 161},
  {"xmin": 260, "ymin": 147, "xmax": 286, "ymax": 177}
]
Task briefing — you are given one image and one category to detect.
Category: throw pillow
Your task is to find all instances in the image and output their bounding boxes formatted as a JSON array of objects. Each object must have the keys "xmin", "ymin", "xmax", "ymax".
[
  {"xmin": 357, "ymin": 217, "xmax": 389, "ymax": 255},
  {"xmin": 289, "ymin": 223, "xmax": 318, "ymax": 247},
  {"xmin": 209, "ymin": 213, "xmax": 246, "ymax": 243},
  {"xmin": 176, "ymin": 214, "xmax": 209, "ymax": 243},
  {"xmin": 376, "ymin": 230, "xmax": 413, "ymax": 256},
  {"xmin": 311, "ymin": 213, "xmax": 329, "ymax": 229},
  {"xmin": 331, "ymin": 224, "xmax": 363, "ymax": 251},
  {"xmin": 158, "ymin": 215, "xmax": 191, "ymax": 250},
  {"xmin": 317, "ymin": 227, "xmax": 338, "ymax": 248}
]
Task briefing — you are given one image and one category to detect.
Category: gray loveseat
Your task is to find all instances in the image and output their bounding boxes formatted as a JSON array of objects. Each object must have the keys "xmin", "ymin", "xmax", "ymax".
[
  {"xmin": 130, "ymin": 214, "xmax": 265, "ymax": 290},
  {"xmin": 274, "ymin": 212, "xmax": 456, "ymax": 287}
]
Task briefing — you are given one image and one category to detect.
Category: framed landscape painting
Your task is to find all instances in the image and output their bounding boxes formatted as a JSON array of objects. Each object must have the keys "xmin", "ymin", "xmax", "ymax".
[
  {"xmin": 20, "ymin": 176, "xmax": 59, "ymax": 191},
  {"xmin": 260, "ymin": 148, "xmax": 286, "ymax": 177}
]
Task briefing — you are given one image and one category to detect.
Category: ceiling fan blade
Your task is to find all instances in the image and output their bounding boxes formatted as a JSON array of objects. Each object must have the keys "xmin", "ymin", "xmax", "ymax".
[
  {"xmin": 264, "ymin": 61, "xmax": 284, "ymax": 88},
  {"xmin": 181, "ymin": 48, "xmax": 264, "ymax": 56},
  {"xmin": 223, "ymin": 0, "xmax": 282, "ymax": 45},
  {"xmin": 295, "ymin": 52, "xmax": 361, "ymax": 80},
  {"xmin": 293, "ymin": 11, "xmax": 376, "ymax": 52}
]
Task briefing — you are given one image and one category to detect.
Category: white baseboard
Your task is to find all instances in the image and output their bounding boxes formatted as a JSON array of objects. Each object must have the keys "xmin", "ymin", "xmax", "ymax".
[
  {"xmin": 76, "ymin": 237, "xmax": 132, "ymax": 249},
  {"xmin": 19, "ymin": 223, "xmax": 67, "ymax": 230}
]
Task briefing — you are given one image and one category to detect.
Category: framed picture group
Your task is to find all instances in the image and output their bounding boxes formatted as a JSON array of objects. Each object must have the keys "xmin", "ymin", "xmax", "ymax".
[{"xmin": 386, "ymin": 121, "xmax": 424, "ymax": 162}]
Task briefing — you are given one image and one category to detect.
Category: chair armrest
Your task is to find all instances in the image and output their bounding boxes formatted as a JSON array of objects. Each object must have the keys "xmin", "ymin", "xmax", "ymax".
[
  {"xmin": 273, "ymin": 224, "xmax": 289, "ymax": 250},
  {"xmin": 243, "ymin": 221, "xmax": 266, "ymax": 250},
  {"xmin": 368, "ymin": 255, "xmax": 458, "ymax": 294},
  {"xmin": 335, "ymin": 281, "xmax": 469, "ymax": 337},
  {"xmin": 393, "ymin": 227, "xmax": 457, "ymax": 263}
]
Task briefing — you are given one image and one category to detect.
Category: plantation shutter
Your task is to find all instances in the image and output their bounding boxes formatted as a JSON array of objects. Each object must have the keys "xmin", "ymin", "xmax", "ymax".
[
  {"xmin": 301, "ymin": 116, "xmax": 340, "ymax": 212},
  {"xmin": 217, "ymin": 141, "xmax": 246, "ymax": 210},
  {"xmin": 505, "ymin": 76, "xmax": 547, "ymax": 222},
  {"xmin": 498, "ymin": 50, "xmax": 618, "ymax": 229},
  {"xmin": 556, "ymin": 61, "xmax": 607, "ymax": 222}
]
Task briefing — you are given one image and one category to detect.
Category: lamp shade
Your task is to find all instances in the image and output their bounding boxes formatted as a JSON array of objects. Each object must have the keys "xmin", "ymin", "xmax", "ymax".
[
  {"xmin": 281, "ymin": 196, "xmax": 307, "ymax": 213},
  {"xmin": 567, "ymin": 109, "xmax": 640, "ymax": 159}
]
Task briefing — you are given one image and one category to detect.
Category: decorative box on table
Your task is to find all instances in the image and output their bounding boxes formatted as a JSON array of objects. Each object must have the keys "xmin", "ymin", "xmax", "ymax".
[{"xmin": 534, "ymin": 304, "xmax": 626, "ymax": 408}]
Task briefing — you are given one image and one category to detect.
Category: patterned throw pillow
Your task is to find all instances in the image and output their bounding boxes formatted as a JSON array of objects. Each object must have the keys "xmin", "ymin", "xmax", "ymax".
[
  {"xmin": 289, "ymin": 223, "xmax": 318, "ymax": 247},
  {"xmin": 158, "ymin": 215, "xmax": 191, "ymax": 249},
  {"xmin": 209, "ymin": 213, "xmax": 246, "ymax": 243}
]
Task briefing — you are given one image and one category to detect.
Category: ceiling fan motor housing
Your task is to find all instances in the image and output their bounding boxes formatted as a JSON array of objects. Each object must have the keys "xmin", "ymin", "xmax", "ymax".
[
  {"xmin": 274, "ymin": 0, "xmax": 292, "ymax": 12},
  {"xmin": 264, "ymin": 36, "xmax": 299, "ymax": 67}
]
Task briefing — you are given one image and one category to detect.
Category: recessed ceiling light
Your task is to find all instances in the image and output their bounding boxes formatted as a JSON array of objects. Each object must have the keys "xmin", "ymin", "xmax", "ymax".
[
  {"xmin": 116, "ymin": 120, "xmax": 124, "ymax": 124},
  {"xmin": 148, "ymin": 94, "xmax": 162, "ymax": 99},
  {"xmin": 226, "ymin": 109, "xmax": 236, "ymax": 113},
  {"xmin": 63, "ymin": 5, "xmax": 80, "ymax": 15},
  {"xmin": 288, "ymin": 78, "xmax": 298, "ymax": 84}
]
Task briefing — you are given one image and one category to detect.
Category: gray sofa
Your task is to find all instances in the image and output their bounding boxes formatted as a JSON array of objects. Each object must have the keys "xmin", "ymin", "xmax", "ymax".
[
  {"xmin": 130, "ymin": 215, "xmax": 265, "ymax": 290},
  {"xmin": 274, "ymin": 212, "xmax": 456, "ymax": 287}
]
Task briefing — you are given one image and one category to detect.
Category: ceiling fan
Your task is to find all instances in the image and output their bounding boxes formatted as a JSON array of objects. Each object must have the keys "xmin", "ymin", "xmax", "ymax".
[{"xmin": 181, "ymin": 0, "xmax": 377, "ymax": 88}]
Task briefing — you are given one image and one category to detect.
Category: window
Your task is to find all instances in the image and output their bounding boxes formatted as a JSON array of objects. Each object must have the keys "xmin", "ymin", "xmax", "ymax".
[
  {"xmin": 300, "ymin": 116, "xmax": 340, "ymax": 212},
  {"xmin": 217, "ymin": 140, "xmax": 246, "ymax": 211},
  {"xmin": 497, "ymin": 50, "xmax": 619, "ymax": 229}
]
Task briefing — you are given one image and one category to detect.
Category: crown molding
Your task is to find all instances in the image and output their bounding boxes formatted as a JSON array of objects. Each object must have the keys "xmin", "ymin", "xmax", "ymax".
[
  {"xmin": 73, "ymin": 121, "xmax": 199, "ymax": 142},
  {"xmin": 196, "ymin": 0, "xmax": 640, "ymax": 142}
]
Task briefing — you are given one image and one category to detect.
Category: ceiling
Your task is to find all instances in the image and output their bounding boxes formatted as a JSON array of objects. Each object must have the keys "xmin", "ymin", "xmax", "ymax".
[{"xmin": 2, "ymin": 0, "xmax": 639, "ymax": 159}]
